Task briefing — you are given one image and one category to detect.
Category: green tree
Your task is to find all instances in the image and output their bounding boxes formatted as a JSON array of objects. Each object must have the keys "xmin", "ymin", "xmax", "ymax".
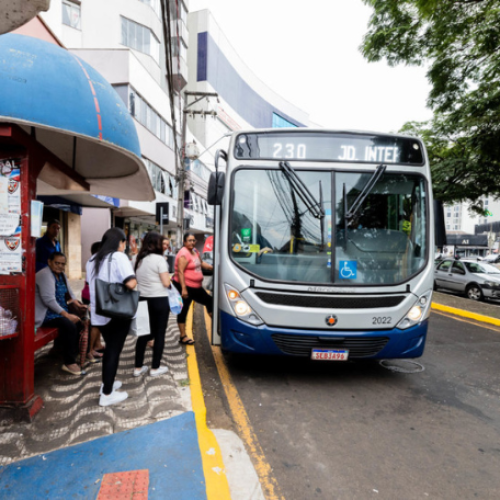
[{"xmin": 362, "ymin": 0, "xmax": 500, "ymax": 210}]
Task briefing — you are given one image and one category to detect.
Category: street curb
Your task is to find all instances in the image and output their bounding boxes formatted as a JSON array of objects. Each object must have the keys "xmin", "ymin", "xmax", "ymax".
[
  {"xmin": 431, "ymin": 302, "xmax": 500, "ymax": 327},
  {"xmin": 185, "ymin": 305, "xmax": 232, "ymax": 500},
  {"xmin": 203, "ymin": 309, "xmax": 283, "ymax": 500}
]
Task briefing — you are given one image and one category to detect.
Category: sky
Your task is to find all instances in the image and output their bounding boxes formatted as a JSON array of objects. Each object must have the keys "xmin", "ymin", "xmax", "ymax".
[{"xmin": 189, "ymin": 0, "xmax": 433, "ymax": 133}]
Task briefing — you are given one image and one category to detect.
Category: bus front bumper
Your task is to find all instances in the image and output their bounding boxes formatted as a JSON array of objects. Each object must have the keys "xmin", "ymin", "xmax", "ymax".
[{"xmin": 219, "ymin": 311, "xmax": 428, "ymax": 359}]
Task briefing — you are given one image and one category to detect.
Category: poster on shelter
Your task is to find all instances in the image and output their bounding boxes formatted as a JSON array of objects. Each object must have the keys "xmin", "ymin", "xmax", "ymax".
[
  {"xmin": 0, "ymin": 176, "xmax": 8, "ymax": 214},
  {"xmin": 0, "ymin": 214, "xmax": 20, "ymax": 236},
  {"xmin": 8, "ymin": 166, "xmax": 21, "ymax": 215},
  {"xmin": 0, "ymin": 159, "xmax": 21, "ymax": 214},
  {"xmin": 0, "ymin": 226, "xmax": 22, "ymax": 274},
  {"xmin": 0, "ymin": 160, "xmax": 23, "ymax": 274}
]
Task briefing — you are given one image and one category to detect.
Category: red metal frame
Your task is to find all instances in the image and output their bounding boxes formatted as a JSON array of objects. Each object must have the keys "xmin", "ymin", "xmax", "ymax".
[{"xmin": 0, "ymin": 124, "xmax": 58, "ymax": 421}]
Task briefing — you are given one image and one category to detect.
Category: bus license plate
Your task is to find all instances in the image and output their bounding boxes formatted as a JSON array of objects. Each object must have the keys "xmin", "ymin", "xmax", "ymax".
[{"xmin": 311, "ymin": 349, "xmax": 349, "ymax": 361}]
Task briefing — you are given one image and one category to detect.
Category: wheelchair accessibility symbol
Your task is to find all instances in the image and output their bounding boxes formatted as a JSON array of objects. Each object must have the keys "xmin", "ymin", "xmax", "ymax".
[{"xmin": 339, "ymin": 261, "xmax": 357, "ymax": 279}]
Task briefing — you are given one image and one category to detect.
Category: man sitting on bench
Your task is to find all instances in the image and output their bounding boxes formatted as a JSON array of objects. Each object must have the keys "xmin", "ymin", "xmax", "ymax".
[{"xmin": 35, "ymin": 252, "xmax": 87, "ymax": 376}]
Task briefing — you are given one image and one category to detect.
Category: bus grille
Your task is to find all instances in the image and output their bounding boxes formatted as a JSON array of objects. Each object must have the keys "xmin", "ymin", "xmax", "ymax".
[
  {"xmin": 256, "ymin": 293, "xmax": 405, "ymax": 309},
  {"xmin": 271, "ymin": 334, "xmax": 390, "ymax": 358}
]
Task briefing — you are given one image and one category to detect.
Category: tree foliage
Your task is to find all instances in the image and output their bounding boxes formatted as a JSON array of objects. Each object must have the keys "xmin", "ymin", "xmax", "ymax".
[{"xmin": 361, "ymin": 0, "xmax": 500, "ymax": 210}]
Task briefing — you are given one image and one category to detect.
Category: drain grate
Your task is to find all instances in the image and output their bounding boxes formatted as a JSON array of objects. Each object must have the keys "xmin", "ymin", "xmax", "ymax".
[{"xmin": 379, "ymin": 359, "xmax": 425, "ymax": 374}]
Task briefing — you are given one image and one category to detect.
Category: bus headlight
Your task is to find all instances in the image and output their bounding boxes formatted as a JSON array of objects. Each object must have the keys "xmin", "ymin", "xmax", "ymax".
[
  {"xmin": 397, "ymin": 290, "xmax": 432, "ymax": 330},
  {"xmin": 224, "ymin": 284, "xmax": 264, "ymax": 326},
  {"xmin": 234, "ymin": 300, "xmax": 251, "ymax": 316}
]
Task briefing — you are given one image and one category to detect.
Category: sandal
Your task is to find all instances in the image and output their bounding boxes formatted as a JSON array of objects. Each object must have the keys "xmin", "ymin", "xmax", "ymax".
[
  {"xmin": 87, "ymin": 354, "xmax": 101, "ymax": 364},
  {"xmin": 179, "ymin": 336, "xmax": 195, "ymax": 345},
  {"xmin": 62, "ymin": 364, "xmax": 85, "ymax": 376}
]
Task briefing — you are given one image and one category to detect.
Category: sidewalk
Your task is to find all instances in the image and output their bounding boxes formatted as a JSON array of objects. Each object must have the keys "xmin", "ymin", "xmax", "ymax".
[
  {"xmin": 0, "ymin": 277, "xmax": 264, "ymax": 500},
  {"xmin": 0, "ymin": 316, "xmax": 200, "ymax": 499},
  {"xmin": 432, "ymin": 291, "xmax": 500, "ymax": 321}
]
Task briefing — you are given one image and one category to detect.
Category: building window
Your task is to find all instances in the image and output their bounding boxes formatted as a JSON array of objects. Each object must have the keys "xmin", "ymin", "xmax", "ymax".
[
  {"xmin": 121, "ymin": 17, "xmax": 160, "ymax": 64},
  {"xmin": 188, "ymin": 159, "xmax": 211, "ymax": 183},
  {"xmin": 446, "ymin": 213, "xmax": 451, "ymax": 218},
  {"xmin": 272, "ymin": 113, "xmax": 298, "ymax": 129},
  {"xmin": 485, "ymin": 199, "xmax": 489, "ymax": 206},
  {"xmin": 144, "ymin": 158, "xmax": 173, "ymax": 195},
  {"xmin": 62, "ymin": 1, "xmax": 81, "ymax": 30},
  {"xmin": 446, "ymin": 225, "xmax": 450, "ymax": 230},
  {"xmin": 172, "ymin": 39, "xmax": 187, "ymax": 60},
  {"xmin": 127, "ymin": 87, "xmax": 174, "ymax": 150},
  {"xmin": 170, "ymin": 0, "xmax": 187, "ymax": 25},
  {"xmin": 138, "ymin": 0, "xmax": 161, "ymax": 18}
]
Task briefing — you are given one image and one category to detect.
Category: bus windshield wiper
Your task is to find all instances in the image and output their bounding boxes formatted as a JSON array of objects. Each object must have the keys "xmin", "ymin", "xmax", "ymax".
[
  {"xmin": 344, "ymin": 164, "xmax": 386, "ymax": 225},
  {"xmin": 279, "ymin": 161, "xmax": 325, "ymax": 219}
]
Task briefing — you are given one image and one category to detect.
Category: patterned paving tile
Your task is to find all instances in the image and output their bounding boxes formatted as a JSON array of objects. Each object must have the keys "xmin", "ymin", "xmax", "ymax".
[{"xmin": 0, "ymin": 317, "xmax": 190, "ymax": 466}]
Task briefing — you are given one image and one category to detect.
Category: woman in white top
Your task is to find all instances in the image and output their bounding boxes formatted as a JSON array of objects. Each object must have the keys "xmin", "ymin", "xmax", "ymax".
[
  {"xmin": 86, "ymin": 228, "xmax": 137, "ymax": 407},
  {"xmin": 133, "ymin": 231, "xmax": 171, "ymax": 377}
]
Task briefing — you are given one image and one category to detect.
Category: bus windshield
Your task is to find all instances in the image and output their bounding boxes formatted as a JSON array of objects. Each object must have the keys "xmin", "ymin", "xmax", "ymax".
[{"xmin": 230, "ymin": 168, "xmax": 427, "ymax": 285}]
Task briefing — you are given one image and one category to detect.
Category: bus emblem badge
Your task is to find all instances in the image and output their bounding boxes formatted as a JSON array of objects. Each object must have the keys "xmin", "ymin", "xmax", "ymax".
[{"xmin": 325, "ymin": 315, "xmax": 337, "ymax": 327}]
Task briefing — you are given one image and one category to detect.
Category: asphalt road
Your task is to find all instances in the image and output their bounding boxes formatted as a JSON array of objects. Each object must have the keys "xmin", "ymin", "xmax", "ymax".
[{"xmin": 194, "ymin": 308, "xmax": 500, "ymax": 500}]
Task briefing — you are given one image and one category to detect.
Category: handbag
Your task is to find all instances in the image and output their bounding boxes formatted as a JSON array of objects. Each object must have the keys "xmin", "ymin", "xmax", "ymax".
[
  {"xmin": 95, "ymin": 254, "xmax": 139, "ymax": 319},
  {"xmin": 129, "ymin": 301, "xmax": 150, "ymax": 337},
  {"xmin": 168, "ymin": 284, "xmax": 183, "ymax": 315},
  {"xmin": 62, "ymin": 275, "xmax": 87, "ymax": 318}
]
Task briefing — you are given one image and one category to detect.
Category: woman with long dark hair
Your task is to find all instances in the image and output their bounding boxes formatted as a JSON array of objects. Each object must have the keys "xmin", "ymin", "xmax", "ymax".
[
  {"xmin": 86, "ymin": 227, "xmax": 137, "ymax": 407},
  {"xmin": 133, "ymin": 231, "xmax": 171, "ymax": 377},
  {"xmin": 172, "ymin": 232, "xmax": 213, "ymax": 344}
]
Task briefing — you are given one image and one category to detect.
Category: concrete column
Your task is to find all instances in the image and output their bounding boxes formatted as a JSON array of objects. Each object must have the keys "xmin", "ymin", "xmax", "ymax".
[{"xmin": 66, "ymin": 212, "xmax": 82, "ymax": 279}]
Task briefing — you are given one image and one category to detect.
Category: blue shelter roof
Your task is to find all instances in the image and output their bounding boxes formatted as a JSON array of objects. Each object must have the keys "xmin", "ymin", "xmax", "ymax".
[{"xmin": 0, "ymin": 34, "xmax": 154, "ymax": 201}]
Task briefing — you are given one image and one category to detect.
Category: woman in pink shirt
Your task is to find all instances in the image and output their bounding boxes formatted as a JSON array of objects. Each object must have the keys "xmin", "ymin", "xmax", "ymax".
[{"xmin": 172, "ymin": 233, "xmax": 213, "ymax": 344}]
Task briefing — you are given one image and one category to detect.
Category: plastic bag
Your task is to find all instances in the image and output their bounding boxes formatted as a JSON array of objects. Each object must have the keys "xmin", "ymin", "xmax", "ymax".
[
  {"xmin": 168, "ymin": 285, "xmax": 183, "ymax": 315},
  {"xmin": 130, "ymin": 301, "xmax": 150, "ymax": 337}
]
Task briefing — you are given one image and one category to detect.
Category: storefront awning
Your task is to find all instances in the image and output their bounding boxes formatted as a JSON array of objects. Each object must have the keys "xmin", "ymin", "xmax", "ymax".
[
  {"xmin": 0, "ymin": 34, "xmax": 155, "ymax": 202},
  {"xmin": 38, "ymin": 194, "xmax": 121, "ymax": 213}
]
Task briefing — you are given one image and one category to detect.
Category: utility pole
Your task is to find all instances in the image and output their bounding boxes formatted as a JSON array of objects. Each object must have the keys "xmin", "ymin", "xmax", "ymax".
[{"xmin": 176, "ymin": 90, "xmax": 218, "ymax": 248}]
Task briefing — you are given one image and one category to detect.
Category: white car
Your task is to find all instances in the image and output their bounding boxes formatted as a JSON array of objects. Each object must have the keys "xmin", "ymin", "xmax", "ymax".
[
  {"xmin": 479, "ymin": 253, "xmax": 500, "ymax": 264},
  {"xmin": 434, "ymin": 259, "xmax": 500, "ymax": 301}
]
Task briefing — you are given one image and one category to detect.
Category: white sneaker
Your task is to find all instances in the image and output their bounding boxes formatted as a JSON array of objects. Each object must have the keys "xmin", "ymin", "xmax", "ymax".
[
  {"xmin": 99, "ymin": 390, "xmax": 128, "ymax": 407},
  {"xmin": 99, "ymin": 381, "xmax": 122, "ymax": 395},
  {"xmin": 150, "ymin": 366, "xmax": 169, "ymax": 377},
  {"xmin": 133, "ymin": 366, "xmax": 148, "ymax": 377}
]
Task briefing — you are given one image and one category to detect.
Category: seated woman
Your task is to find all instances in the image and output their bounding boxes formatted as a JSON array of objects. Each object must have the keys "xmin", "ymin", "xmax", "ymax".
[{"xmin": 35, "ymin": 251, "xmax": 87, "ymax": 376}]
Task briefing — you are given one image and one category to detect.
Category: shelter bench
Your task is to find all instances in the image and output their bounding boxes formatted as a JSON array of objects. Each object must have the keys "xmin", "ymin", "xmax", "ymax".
[{"xmin": 34, "ymin": 327, "xmax": 59, "ymax": 351}]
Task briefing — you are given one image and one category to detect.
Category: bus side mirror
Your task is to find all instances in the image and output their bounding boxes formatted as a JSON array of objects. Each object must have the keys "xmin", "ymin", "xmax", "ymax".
[
  {"xmin": 208, "ymin": 171, "xmax": 225, "ymax": 205},
  {"xmin": 434, "ymin": 199, "xmax": 447, "ymax": 248}
]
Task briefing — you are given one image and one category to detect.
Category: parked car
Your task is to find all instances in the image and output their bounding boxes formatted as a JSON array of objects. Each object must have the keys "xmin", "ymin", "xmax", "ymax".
[
  {"xmin": 434, "ymin": 258, "xmax": 500, "ymax": 301},
  {"xmin": 479, "ymin": 253, "xmax": 500, "ymax": 264}
]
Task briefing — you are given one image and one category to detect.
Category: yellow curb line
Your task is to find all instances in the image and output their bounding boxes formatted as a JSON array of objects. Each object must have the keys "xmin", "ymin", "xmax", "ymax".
[
  {"xmin": 185, "ymin": 305, "xmax": 232, "ymax": 500},
  {"xmin": 204, "ymin": 309, "xmax": 285, "ymax": 500},
  {"xmin": 431, "ymin": 302, "xmax": 500, "ymax": 327}
]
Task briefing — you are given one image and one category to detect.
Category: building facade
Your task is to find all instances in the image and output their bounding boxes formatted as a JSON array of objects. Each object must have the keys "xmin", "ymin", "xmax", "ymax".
[
  {"xmin": 33, "ymin": 3, "xmax": 313, "ymax": 270},
  {"xmin": 40, "ymin": 0, "xmax": 190, "ymax": 266}
]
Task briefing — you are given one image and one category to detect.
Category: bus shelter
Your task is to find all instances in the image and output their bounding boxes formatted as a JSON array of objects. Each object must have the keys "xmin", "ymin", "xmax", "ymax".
[{"xmin": 0, "ymin": 34, "xmax": 154, "ymax": 420}]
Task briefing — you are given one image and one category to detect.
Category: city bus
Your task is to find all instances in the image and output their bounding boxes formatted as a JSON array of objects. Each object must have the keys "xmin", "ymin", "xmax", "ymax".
[{"xmin": 207, "ymin": 129, "xmax": 437, "ymax": 360}]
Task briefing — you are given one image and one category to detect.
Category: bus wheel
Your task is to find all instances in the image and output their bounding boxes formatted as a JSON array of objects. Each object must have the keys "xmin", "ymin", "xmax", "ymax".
[{"xmin": 466, "ymin": 284, "xmax": 483, "ymax": 301}]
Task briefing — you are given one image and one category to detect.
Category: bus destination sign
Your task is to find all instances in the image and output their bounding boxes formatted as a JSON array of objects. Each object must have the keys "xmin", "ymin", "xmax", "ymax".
[{"xmin": 234, "ymin": 132, "xmax": 424, "ymax": 165}]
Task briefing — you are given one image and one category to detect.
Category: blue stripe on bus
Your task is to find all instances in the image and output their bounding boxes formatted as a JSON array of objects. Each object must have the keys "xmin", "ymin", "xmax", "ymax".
[{"xmin": 219, "ymin": 310, "xmax": 428, "ymax": 359}]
